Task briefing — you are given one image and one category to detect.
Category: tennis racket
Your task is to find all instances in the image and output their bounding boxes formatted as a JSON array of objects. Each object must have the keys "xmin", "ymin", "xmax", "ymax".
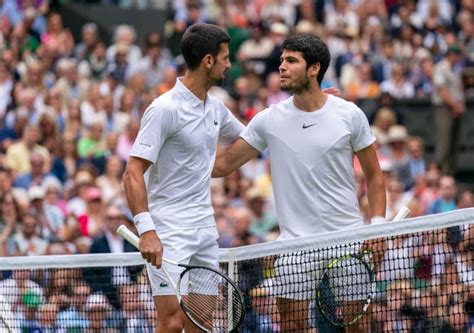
[
  {"xmin": 0, "ymin": 295, "xmax": 13, "ymax": 333},
  {"xmin": 117, "ymin": 225, "xmax": 245, "ymax": 332},
  {"xmin": 316, "ymin": 206, "xmax": 411, "ymax": 327}
]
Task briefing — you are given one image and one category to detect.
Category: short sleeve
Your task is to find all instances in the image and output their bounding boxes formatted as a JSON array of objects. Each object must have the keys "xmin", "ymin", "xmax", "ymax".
[
  {"xmin": 218, "ymin": 105, "xmax": 245, "ymax": 145},
  {"xmin": 240, "ymin": 109, "xmax": 269, "ymax": 152},
  {"xmin": 351, "ymin": 107, "xmax": 375, "ymax": 152},
  {"xmin": 129, "ymin": 105, "xmax": 174, "ymax": 163},
  {"xmin": 433, "ymin": 65, "xmax": 447, "ymax": 87}
]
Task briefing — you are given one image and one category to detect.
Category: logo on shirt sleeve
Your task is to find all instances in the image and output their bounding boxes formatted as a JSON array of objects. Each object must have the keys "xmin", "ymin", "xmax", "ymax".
[{"xmin": 139, "ymin": 142, "xmax": 153, "ymax": 148}]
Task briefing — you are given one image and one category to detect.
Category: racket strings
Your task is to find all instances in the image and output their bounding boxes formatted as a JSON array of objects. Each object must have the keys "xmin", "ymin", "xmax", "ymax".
[
  {"xmin": 319, "ymin": 256, "xmax": 374, "ymax": 326},
  {"xmin": 179, "ymin": 268, "xmax": 243, "ymax": 331}
]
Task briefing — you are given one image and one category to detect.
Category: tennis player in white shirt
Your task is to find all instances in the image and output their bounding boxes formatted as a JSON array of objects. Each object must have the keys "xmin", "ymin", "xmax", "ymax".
[
  {"xmin": 123, "ymin": 24, "xmax": 244, "ymax": 333},
  {"xmin": 212, "ymin": 33, "xmax": 386, "ymax": 332}
]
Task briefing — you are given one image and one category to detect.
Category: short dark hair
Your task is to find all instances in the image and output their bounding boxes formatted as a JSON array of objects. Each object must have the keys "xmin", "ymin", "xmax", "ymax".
[
  {"xmin": 282, "ymin": 33, "xmax": 330, "ymax": 85},
  {"xmin": 181, "ymin": 23, "xmax": 230, "ymax": 70}
]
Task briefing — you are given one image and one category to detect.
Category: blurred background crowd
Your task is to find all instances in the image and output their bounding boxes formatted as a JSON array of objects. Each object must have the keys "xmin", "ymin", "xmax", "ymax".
[{"xmin": 0, "ymin": 0, "xmax": 473, "ymax": 331}]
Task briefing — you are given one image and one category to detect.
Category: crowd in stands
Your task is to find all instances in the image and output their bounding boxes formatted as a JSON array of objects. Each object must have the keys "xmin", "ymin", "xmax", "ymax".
[{"xmin": 0, "ymin": 0, "xmax": 473, "ymax": 331}]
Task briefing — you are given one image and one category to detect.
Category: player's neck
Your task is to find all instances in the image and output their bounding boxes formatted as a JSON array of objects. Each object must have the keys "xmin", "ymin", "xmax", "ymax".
[
  {"xmin": 182, "ymin": 72, "xmax": 210, "ymax": 101},
  {"xmin": 293, "ymin": 88, "xmax": 328, "ymax": 112}
]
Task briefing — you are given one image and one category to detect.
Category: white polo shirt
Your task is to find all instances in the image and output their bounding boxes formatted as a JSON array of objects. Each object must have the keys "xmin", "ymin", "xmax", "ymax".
[
  {"xmin": 130, "ymin": 78, "xmax": 244, "ymax": 231},
  {"xmin": 241, "ymin": 95, "xmax": 375, "ymax": 240}
]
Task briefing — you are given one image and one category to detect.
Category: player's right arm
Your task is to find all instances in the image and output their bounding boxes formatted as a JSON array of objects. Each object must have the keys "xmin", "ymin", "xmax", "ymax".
[
  {"xmin": 123, "ymin": 155, "xmax": 163, "ymax": 268},
  {"xmin": 212, "ymin": 138, "xmax": 260, "ymax": 177}
]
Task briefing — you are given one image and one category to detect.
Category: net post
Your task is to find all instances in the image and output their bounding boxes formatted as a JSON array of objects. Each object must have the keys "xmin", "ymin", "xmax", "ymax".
[{"xmin": 227, "ymin": 249, "xmax": 236, "ymax": 330}]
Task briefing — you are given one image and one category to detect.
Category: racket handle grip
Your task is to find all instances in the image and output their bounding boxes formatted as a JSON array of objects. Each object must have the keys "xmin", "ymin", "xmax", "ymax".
[
  {"xmin": 117, "ymin": 225, "xmax": 140, "ymax": 248},
  {"xmin": 393, "ymin": 206, "xmax": 411, "ymax": 221}
]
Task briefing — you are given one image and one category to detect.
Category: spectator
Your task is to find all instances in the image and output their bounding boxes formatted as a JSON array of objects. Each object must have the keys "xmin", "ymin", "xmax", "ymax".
[
  {"xmin": 432, "ymin": 45, "xmax": 465, "ymax": 176},
  {"xmin": 64, "ymin": 99, "xmax": 85, "ymax": 139},
  {"xmin": 77, "ymin": 121, "xmax": 106, "ymax": 173},
  {"xmin": 407, "ymin": 136, "xmax": 426, "ymax": 181},
  {"xmin": 85, "ymin": 204, "xmax": 138, "ymax": 309},
  {"xmin": 0, "ymin": 60, "xmax": 13, "ymax": 118},
  {"xmin": 53, "ymin": 59, "xmax": 90, "ymax": 110},
  {"xmin": 219, "ymin": 206, "xmax": 263, "ymax": 248},
  {"xmin": 5, "ymin": 124, "xmax": 49, "ymax": 174},
  {"xmin": 96, "ymin": 155, "xmax": 125, "ymax": 206},
  {"xmin": 77, "ymin": 186, "xmax": 103, "ymax": 238},
  {"xmin": 81, "ymin": 40, "xmax": 109, "ymax": 82},
  {"xmin": 387, "ymin": 125, "xmax": 414, "ymax": 191},
  {"xmin": 129, "ymin": 40, "xmax": 172, "ymax": 89},
  {"xmin": 51, "ymin": 131, "xmax": 84, "ymax": 184},
  {"xmin": 116, "ymin": 119, "xmax": 139, "ymax": 162},
  {"xmin": 28, "ymin": 185, "xmax": 64, "ymax": 241},
  {"xmin": 80, "ymin": 84, "xmax": 106, "ymax": 129},
  {"xmin": 237, "ymin": 22, "xmax": 275, "ymax": 78},
  {"xmin": 0, "ymin": 191, "xmax": 21, "ymax": 248},
  {"xmin": 8, "ymin": 212, "xmax": 49, "ymax": 256},
  {"xmin": 153, "ymin": 65, "xmax": 177, "ymax": 96},
  {"xmin": 84, "ymin": 292, "xmax": 123, "ymax": 332},
  {"xmin": 427, "ymin": 175, "xmax": 458, "ymax": 215},
  {"xmin": 66, "ymin": 169, "xmax": 95, "ymax": 217},
  {"xmin": 245, "ymin": 187, "xmax": 278, "ymax": 240},
  {"xmin": 108, "ymin": 42, "xmax": 130, "ymax": 85},
  {"xmin": 37, "ymin": 302, "xmax": 60, "ymax": 332},
  {"xmin": 74, "ymin": 22, "xmax": 99, "ymax": 60},
  {"xmin": 345, "ymin": 61, "xmax": 380, "ymax": 101},
  {"xmin": 106, "ymin": 25, "xmax": 141, "ymax": 65},
  {"xmin": 380, "ymin": 63, "xmax": 415, "ymax": 98},
  {"xmin": 13, "ymin": 151, "xmax": 59, "ymax": 190},
  {"xmin": 119, "ymin": 283, "xmax": 150, "ymax": 332},
  {"xmin": 265, "ymin": 71, "xmax": 290, "ymax": 106},
  {"xmin": 103, "ymin": 93, "xmax": 129, "ymax": 134}
]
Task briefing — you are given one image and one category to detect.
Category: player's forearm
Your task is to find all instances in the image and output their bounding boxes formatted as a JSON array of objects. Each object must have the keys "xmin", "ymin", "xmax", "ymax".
[
  {"xmin": 366, "ymin": 172, "xmax": 386, "ymax": 218},
  {"xmin": 212, "ymin": 152, "xmax": 234, "ymax": 178},
  {"xmin": 123, "ymin": 167, "xmax": 149, "ymax": 215}
]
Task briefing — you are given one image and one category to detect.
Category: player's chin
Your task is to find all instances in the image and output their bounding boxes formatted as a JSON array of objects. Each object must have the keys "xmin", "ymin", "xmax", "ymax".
[{"xmin": 280, "ymin": 83, "xmax": 292, "ymax": 91}]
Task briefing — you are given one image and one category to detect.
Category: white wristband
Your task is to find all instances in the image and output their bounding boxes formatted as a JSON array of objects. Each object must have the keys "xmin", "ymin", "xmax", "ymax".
[
  {"xmin": 370, "ymin": 216, "xmax": 386, "ymax": 225},
  {"xmin": 133, "ymin": 212, "xmax": 156, "ymax": 236}
]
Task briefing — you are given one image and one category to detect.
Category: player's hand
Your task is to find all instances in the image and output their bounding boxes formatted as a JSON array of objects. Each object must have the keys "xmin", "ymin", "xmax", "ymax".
[
  {"xmin": 322, "ymin": 87, "xmax": 341, "ymax": 96},
  {"xmin": 139, "ymin": 231, "xmax": 163, "ymax": 268}
]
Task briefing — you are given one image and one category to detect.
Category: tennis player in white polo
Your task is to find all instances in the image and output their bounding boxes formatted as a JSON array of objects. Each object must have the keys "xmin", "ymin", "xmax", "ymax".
[
  {"xmin": 212, "ymin": 34, "xmax": 386, "ymax": 332},
  {"xmin": 123, "ymin": 24, "xmax": 243, "ymax": 333}
]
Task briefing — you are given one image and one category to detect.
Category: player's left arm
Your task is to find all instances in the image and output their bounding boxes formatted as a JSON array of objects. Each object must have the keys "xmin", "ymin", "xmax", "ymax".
[{"xmin": 356, "ymin": 144, "xmax": 386, "ymax": 219}]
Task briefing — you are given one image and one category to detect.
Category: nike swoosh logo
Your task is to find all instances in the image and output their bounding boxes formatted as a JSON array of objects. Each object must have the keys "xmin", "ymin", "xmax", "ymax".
[{"xmin": 302, "ymin": 123, "xmax": 317, "ymax": 129}]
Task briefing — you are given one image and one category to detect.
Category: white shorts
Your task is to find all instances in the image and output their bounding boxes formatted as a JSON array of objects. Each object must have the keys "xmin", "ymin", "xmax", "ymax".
[
  {"xmin": 274, "ymin": 244, "xmax": 369, "ymax": 301},
  {"xmin": 146, "ymin": 226, "xmax": 219, "ymax": 296}
]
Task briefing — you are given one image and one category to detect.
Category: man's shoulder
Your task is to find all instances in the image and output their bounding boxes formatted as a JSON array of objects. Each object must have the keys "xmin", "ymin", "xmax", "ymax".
[
  {"xmin": 329, "ymin": 95, "xmax": 362, "ymax": 115},
  {"xmin": 144, "ymin": 89, "xmax": 179, "ymax": 115}
]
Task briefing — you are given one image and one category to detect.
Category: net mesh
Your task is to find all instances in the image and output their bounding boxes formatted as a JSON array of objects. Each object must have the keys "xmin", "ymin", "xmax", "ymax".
[{"xmin": 0, "ymin": 209, "xmax": 472, "ymax": 332}]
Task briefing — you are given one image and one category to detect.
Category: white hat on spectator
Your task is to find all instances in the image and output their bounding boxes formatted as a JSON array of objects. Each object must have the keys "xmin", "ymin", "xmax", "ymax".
[
  {"xmin": 295, "ymin": 20, "xmax": 314, "ymax": 34},
  {"xmin": 270, "ymin": 23, "xmax": 289, "ymax": 36},
  {"xmin": 28, "ymin": 186, "xmax": 45, "ymax": 201},
  {"xmin": 387, "ymin": 125, "xmax": 409, "ymax": 143},
  {"xmin": 43, "ymin": 177, "xmax": 63, "ymax": 194},
  {"xmin": 85, "ymin": 293, "xmax": 111, "ymax": 311}
]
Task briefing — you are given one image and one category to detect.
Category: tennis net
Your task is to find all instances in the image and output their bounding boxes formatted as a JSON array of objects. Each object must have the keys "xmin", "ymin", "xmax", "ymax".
[{"xmin": 0, "ymin": 208, "xmax": 472, "ymax": 332}]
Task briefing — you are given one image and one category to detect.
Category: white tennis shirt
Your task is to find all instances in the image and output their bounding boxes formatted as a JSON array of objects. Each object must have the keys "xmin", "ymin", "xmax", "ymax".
[
  {"xmin": 129, "ymin": 78, "xmax": 244, "ymax": 231},
  {"xmin": 241, "ymin": 95, "xmax": 375, "ymax": 240}
]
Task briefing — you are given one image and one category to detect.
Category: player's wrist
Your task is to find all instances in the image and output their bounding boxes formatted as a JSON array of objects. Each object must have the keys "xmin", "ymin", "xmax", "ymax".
[
  {"xmin": 370, "ymin": 216, "xmax": 386, "ymax": 224},
  {"xmin": 133, "ymin": 212, "xmax": 156, "ymax": 236}
]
